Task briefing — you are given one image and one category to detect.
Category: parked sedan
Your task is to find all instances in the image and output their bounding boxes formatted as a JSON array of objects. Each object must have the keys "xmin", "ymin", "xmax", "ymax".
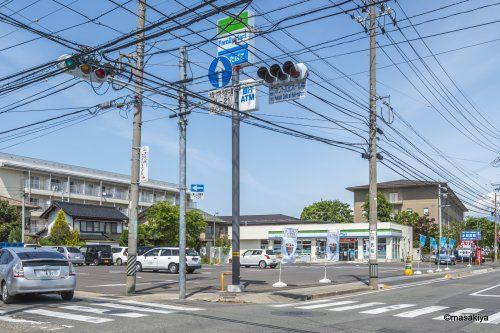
[
  {"xmin": 45, "ymin": 246, "xmax": 85, "ymax": 266},
  {"xmin": 240, "ymin": 249, "xmax": 278, "ymax": 269},
  {"xmin": 135, "ymin": 247, "xmax": 202, "ymax": 274},
  {"xmin": 0, "ymin": 247, "xmax": 76, "ymax": 303},
  {"xmin": 435, "ymin": 253, "xmax": 456, "ymax": 265}
]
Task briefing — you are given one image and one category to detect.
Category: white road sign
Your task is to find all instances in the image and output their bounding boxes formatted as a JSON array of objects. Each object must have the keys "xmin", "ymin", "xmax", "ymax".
[
  {"xmin": 268, "ymin": 80, "xmax": 307, "ymax": 104},
  {"xmin": 190, "ymin": 192, "xmax": 205, "ymax": 201},
  {"xmin": 208, "ymin": 87, "xmax": 236, "ymax": 114},
  {"xmin": 139, "ymin": 146, "xmax": 149, "ymax": 183},
  {"xmin": 239, "ymin": 80, "xmax": 258, "ymax": 112}
]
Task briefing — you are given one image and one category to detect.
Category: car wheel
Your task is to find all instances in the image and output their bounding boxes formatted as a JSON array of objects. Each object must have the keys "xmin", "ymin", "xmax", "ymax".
[
  {"xmin": 187, "ymin": 268, "xmax": 195, "ymax": 274},
  {"xmin": 93, "ymin": 259, "xmax": 99, "ymax": 266},
  {"xmin": 1, "ymin": 282, "xmax": 14, "ymax": 304},
  {"xmin": 270, "ymin": 265, "xmax": 277, "ymax": 269},
  {"xmin": 61, "ymin": 291, "xmax": 74, "ymax": 301},
  {"xmin": 259, "ymin": 261, "xmax": 267, "ymax": 269},
  {"xmin": 169, "ymin": 263, "xmax": 179, "ymax": 274},
  {"xmin": 116, "ymin": 258, "xmax": 123, "ymax": 266},
  {"xmin": 136, "ymin": 262, "xmax": 142, "ymax": 272}
]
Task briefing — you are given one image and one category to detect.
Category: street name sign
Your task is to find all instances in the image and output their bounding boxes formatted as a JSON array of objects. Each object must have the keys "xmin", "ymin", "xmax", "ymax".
[
  {"xmin": 208, "ymin": 87, "xmax": 236, "ymax": 114},
  {"xmin": 208, "ymin": 56, "xmax": 232, "ymax": 89},
  {"xmin": 268, "ymin": 80, "xmax": 307, "ymax": 104},
  {"xmin": 190, "ymin": 184, "xmax": 205, "ymax": 192},
  {"xmin": 216, "ymin": 10, "xmax": 254, "ymax": 66}
]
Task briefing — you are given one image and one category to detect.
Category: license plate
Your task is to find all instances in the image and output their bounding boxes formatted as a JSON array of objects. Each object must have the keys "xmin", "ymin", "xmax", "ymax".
[
  {"xmin": 192, "ymin": 258, "xmax": 198, "ymax": 262},
  {"xmin": 35, "ymin": 269, "xmax": 58, "ymax": 277},
  {"xmin": 104, "ymin": 260, "xmax": 109, "ymax": 263}
]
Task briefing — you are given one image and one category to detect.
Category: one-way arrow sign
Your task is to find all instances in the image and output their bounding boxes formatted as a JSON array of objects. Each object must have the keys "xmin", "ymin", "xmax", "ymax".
[
  {"xmin": 190, "ymin": 184, "xmax": 205, "ymax": 193},
  {"xmin": 208, "ymin": 56, "xmax": 232, "ymax": 89}
]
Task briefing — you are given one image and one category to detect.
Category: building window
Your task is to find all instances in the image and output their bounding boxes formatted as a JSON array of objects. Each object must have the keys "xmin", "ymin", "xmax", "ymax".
[
  {"xmin": 30, "ymin": 176, "xmax": 40, "ymax": 189},
  {"xmin": 102, "ymin": 185, "xmax": 114, "ymax": 198},
  {"xmin": 260, "ymin": 240, "xmax": 269, "ymax": 250},
  {"xmin": 70, "ymin": 180, "xmax": 84, "ymax": 194},
  {"xmin": 392, "ymin": 238, "xmax": 400, "ymax": 260},
  {"xmin": 273, "ymin": 240, "xmax": 282, "ymax": 254},
  {"xmin": 389, "ymin": 192, "xmax": 400, "ymax": 203},
  {"xmin": 206, "ymin": 225, "xmax": 213, "ymax": 235},
  {"xmin": 423, "ymin": 208, "xmax": 429, "ymax": 216},
  {"xmin": 377, "ymin": 238, "xmax": 386, "ymax": 259},
  {"xmin": 51, "ymin": 178, "xmax": 65, "ymax": 192}
]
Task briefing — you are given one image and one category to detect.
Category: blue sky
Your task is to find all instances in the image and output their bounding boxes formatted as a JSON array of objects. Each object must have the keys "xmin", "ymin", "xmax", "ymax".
[{"xmin": 0, "ymin": 0, "xmax": 498, "ymax": 218}]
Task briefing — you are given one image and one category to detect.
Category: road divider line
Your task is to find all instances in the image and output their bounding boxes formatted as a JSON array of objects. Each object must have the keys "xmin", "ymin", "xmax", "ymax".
[
  {"xmin": 24, "ymin": 309, "xmax": 113, "ymax": 324},
  {"xmin": 360, "ymin": 304, "xmax": 416, "ymax": 314},
  {"xmin": 93, "ymin": 303, "xmax": 174, "ymax": 314},
  {"xmin": 394, "ymin": 306, "xmax": 448, "ymax": 318},
  {"xmin": 484, "ymin": 311, "xmax": 500, "ymax": 324},
  {"xmin": 119, "ymin": 300, "xmax": 204, "ymax": 311},
  {"xmin": 433, "ymin": 308, "xmax": 482, "ymax": 321},
  {"xmin": 297, "ymin": 301, "xmax": 357, "ymax": 310},
  {"xmin": 329, "ymin": 302, "xmax": 384, "ymax": 312}
]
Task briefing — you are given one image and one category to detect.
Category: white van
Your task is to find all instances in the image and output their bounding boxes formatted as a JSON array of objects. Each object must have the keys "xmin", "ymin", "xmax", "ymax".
[{"xmin": 135, "ymin": 247, "xmax": 201, "ymax": 274}]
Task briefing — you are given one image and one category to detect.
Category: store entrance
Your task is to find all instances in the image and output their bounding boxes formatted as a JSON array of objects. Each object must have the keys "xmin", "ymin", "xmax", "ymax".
[{"xmin": 340, "ymin": 238, "xmax": 357, "ymax": 261}]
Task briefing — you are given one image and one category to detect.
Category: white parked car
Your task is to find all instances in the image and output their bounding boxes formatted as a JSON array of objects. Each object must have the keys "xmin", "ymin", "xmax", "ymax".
[
  {"xmin": 135, "ymin": 247, "xmax": 201, "ymax": 274},
  {"xmin": 111, "ymin": 247, "xmax": 128, "ymax": 266},
  {"xmin": 240, "ymin": 249, "xmax": 277, "ymax": 269}
]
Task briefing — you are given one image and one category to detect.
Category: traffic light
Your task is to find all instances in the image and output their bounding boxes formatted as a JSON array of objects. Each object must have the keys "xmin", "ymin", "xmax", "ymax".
[
  {"xmin": 257, "ymin": 61, "xmax": 308, "ymax": 85},
  {"xmin": 57, "ymin": 54, "xmax": 113, "ymax": 83}
]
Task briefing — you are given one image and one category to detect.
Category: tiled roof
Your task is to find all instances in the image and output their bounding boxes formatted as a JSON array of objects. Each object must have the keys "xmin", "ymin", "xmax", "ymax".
[
  {"xmin": 0, "ymin": 195, "xmax": 39, "ymax": 209},
  {"xmin": 346, "ymin": 179, "xmax": 442, "ymax": 191},
  {"xmin": 40, "ymin": 201, "xmax": 127, "ymax": 221}
]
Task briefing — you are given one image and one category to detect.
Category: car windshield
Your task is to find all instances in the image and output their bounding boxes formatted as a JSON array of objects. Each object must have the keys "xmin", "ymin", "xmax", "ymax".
[
  {"xmin": 17, "ymin": 251, "xmax": 66, "ymax": 260},
  {"xmin": 186, "ymin": 249, "xmax": 198, "ymax": 256},
  {"xmin": 67, "ymin": 247, "xmax": 80, "ymax": 253},
  {"xmin": 266, "ymin": 250, "xmax": 275, "ymax": 255}
]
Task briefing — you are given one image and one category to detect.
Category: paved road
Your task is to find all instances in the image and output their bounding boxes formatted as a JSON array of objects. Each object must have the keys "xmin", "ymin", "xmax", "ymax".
[
  {"xmin": 0, "ymin": 267, "xmax": 497, "ymax": 332},
  {"xmin": 74, "ymin": 261, "xmax": 481, "ymax": 295}
]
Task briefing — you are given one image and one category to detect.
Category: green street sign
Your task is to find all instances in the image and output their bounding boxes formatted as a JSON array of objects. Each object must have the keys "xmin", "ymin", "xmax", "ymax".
[{"xmin": 217, "ymin": 11, "xmax": 252, "ymax": 36}]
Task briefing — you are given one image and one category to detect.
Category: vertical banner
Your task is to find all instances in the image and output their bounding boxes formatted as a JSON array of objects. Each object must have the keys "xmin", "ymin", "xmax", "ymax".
[
  {"xmin": 281, "ymin": 228, "xmax": 298, "ymax": 264},
  {"xmin": 449, "ymin": 239, "xmax": 456, "ymax": 250},
  {"xmin": 419, "ymin": 235, "xmax": 427, "ymax": 248},
  {"xmin": 139, "ymin": 146, "xmax": 149, "ymax": 183},
  {"xmin": 326, "ymin": 230, "xmax": 340, "ymax": 262},
  {"xmin": 439, "ymin": 236, "xmax": 447, "ymax": 252},
  {"xmin": 430, "ymin": 237, "xmax": 437, "ymax": 254}
]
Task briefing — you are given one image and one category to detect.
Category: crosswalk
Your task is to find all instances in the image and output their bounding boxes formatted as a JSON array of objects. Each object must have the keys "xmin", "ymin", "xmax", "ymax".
[
  {"xmin": 270, "ymin": 299, "xmax": 500, "ymax": 325},
  {"xmin": 0, "ymin": 299, "xmax": 205, "ymax": 331}
]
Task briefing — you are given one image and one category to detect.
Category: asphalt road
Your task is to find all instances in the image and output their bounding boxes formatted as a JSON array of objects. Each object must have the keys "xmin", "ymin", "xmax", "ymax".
[
  {"xmin": 74, "ymin": 261, "xmax": 480, "ymax": 295},
  {"xmin": 0, "ymin": 267, "xmax": 497, "ymax": 332}
]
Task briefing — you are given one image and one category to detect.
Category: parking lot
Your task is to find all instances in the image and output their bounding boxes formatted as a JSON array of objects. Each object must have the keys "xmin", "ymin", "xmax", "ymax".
[{"xmin": 73, "ymin": 261, "xmax": 481, "ymax": 296}]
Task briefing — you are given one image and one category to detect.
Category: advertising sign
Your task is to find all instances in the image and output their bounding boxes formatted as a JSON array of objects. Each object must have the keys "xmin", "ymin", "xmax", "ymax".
[
  {"xmin": 139, "ymin": 146, "xmax": 149, "ymax": 183},
  {"xmin": 281, "ymin": 228, "xmax": 298, "ymax": 264},
  {"xmin": 430, "ymin": 237, "xmax": 437, "ymax": 251},
  {"xmin": 461, "ymin": 230, "xmax": 481, "ymax": 241},
  {"xmin": 326, "ymin": 230, "xmax": 340, "ymax": 262},
  {"xmin": 216, "ymin": 10, "xmax": 254, "ymax": 66},
  {"xmin": 268, "ymin": 80, "xmax": 307, "ymax": 104},
  {"xmin": 449, "ymin": 239, "xmax": 456, "ymax": 249},
  {"xmin": 208, "ymin": 87, "xmax": 236, "ymax": 114},
  {"xmin": 419, "ymin": 234, "xmax": 427, "ymax": 247},
  {"xmin": 239, "ymin": 79, "xmax": 258, "ymax": 112}
]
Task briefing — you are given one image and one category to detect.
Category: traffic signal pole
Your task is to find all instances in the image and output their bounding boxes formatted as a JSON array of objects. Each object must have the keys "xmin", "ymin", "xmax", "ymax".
[
  {"xmin": 178, "ymin": 46, "xmax": 188, "ymax": 300},
  {"xmin": 368, "ymin": 0, "xmax": 378, "ymax": 290},
  {"xmin": 126, "ymin": 0, "xmax": 146, "ymax": 295}
]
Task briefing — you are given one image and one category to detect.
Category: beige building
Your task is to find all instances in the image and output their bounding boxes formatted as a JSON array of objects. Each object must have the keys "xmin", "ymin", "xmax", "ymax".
[
  {"xmin": 0, "ymin": 152, "xmax": 187, "ymax": 237},
  {"xmin": 346, "ymin": 180, "xmax": 468, "ymax": 223}
]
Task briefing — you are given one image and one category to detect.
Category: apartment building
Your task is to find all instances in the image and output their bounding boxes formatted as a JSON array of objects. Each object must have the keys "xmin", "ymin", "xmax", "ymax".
[
  {"xmin": 0, "ymin": 152, "xmax": 186, "ymax": 236},
  {"xmin": 346, "ymin": 180, "xmax": 468, "ymax": 223}
]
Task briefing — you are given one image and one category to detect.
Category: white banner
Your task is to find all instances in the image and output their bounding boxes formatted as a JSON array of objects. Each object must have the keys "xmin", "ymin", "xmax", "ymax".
[
  {"xmin": 326, "ymin": 230, "xmax": 340, "ymax": 262},
  {"xmin": 281, "ymin": 228, "xmax": 298, "ymax": 264},
  {"xmin": 139, "ymin": 146, "xmax": 149, "ymax": 183}
]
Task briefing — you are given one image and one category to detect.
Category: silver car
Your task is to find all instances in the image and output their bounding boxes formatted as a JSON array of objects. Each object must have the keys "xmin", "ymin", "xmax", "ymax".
[
  {"xmin": 45, "ymin": 246, "xmax": 85, "ymax": 266},
  {"xmin": 0, "ymin": 247, "xmax": 76, "ymax": 303}
]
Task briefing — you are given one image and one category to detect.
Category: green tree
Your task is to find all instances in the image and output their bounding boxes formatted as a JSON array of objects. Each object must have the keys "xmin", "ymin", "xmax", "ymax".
[
  {"xmin": 118, "ymin": 225, "xmax": 149, "ymax": 247},
  {"xmin": 0, "ymin": 199, "xmax": 21, "ymax": 242},
  {"xmin": 300, "ymin": 200, "xmax": 353, "ymax": 223},
  {"xmin": 362, "ymin": 192, "xmax": 394, "ymax": 222},
  {"xmin": 66, "ymin": 229, "xmax": 82, "ymax": 246},
  {"xmin": 215, "ymin": 234, "xmax": 231, "ymax": 255},
  {"xmin": 8, "ymin": 225, "xmax": 22, "ymax": 243},
  {"xmin": 143, "ymin": 202, "xmax": 206, "ymax": 249},
  {"xmin": 47, "ymin": 210, "xmax": 71, "ymax": 245}
]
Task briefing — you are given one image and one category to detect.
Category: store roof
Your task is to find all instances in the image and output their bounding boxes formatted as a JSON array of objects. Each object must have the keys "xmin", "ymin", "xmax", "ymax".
[
  {"xmin": 219, "ymin": 214, "xmax": 325, "ymax": 226},
  {"xmin": 40, "ymin": 201, "xmax": 127, "ymax": 221}
]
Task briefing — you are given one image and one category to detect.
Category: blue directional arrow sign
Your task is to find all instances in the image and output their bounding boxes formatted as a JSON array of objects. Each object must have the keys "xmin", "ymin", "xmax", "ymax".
[
  {"xmin": 208, "ymin": 56, "xmax": 232, "ymax": 88},
  {"xmin": 190, "ymin": 184, "xmax": 205, "ymax": 193}
]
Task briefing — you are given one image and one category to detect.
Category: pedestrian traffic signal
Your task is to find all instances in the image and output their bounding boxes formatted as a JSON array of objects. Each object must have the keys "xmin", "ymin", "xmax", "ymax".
[
  {"xmin": 257, "ymin": 61, "xmax": 308, "ymax": 86},
  {"xmin": 57, "ymin": 54, "xmax": 113, "ymax": 83}
]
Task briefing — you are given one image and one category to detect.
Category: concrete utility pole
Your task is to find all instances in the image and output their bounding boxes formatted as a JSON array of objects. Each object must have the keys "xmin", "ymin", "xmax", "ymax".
[
  {"xmin": 126, "ymin": 0, "xmax": 146, "ymax": 295},
  {"xmin": 178, "ymin": 46, "xmax": 188, "ymax": 300},
  {"xmin": 368, "ymin": 0, "xmax": 378, "ymax": 290},
  {"xmin": 21, "ymin": 190, "xmax": 26, "ymax": 244},
  {"xmin": 230, "ymin": 67, "xmax": 242, "ymax": 292},
  {"xmin": 495, "ymin": 190, "xmax": 498, "ymax": 264}
]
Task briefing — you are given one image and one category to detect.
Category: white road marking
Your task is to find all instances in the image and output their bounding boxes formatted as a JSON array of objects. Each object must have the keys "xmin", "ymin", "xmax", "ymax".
[
  {"xmin": 119, "ymin": 300, "xmax": 204, "ymax": 311},
  {"xmin": 329, "ymin": 302, "xmax": 384, "ymax": 312},
  {"xmin": 0, "ymin": 315, "xmax": 44, "ymax": 324},
  {"xmin": 469, "ymin": 283, "xmax": 500, "ymax": 298},
  {"xmin": 94, "ymin": 303, "xmax": 174, "ymax": 314},
  {"xmin": 24, "ymin": 309, "xmax": 113, "ymax": 324},
  {"xmin": 360, "ymin": 304, "xmax": 416, "ymax": 314},
  {"xmin": 394, "ymin": 306, "xmax": 449, "ymax": 318},
  {"xmin": 85, "ymin": 281, "xmax": 177, "ymax": 288},
  {"xmin": 485, "ymin": 311, "xmax": 500, "ymax": 324},
  {"xmin": 297, "ymin": 301, "xmax": 357, "ymax": 310},
  {"xmin": 433, "ymin": 308, "xmax": 483, "ymax": 320},
  {"xmin": 271, "ymin": 299, "xmax": 333, "ymax": 308},
  {"xmin": 60, "ymin": 305, "xmax": 148, "ymax": 318}
]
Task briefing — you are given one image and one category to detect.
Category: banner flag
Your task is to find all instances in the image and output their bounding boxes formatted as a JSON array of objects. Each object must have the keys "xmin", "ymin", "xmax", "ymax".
[
  {"xmin": 419, "ymin": 235, "xmax": 427, "ymax": 247},
  {"xmin": 326, "ymin": 230, "xmax": 340, "ymax": 262},
  {"xmin": 449, "ymin": 239, "xmax": 456, "ymax": 249},
  {"xmin": 430, "ymin": 237, "xmax": 437, "ymax": 250},
  {"xmin": 281, "ymin": 228, "xmax": 298, "ymax": 264}
]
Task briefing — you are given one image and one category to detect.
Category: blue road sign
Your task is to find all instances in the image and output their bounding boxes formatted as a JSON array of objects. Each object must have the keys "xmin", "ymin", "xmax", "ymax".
[
  {"xmin": 461, "ymin": 230, "xmax": 481, "ymax": 241},
  {"xmin": 208, "ymin": 56, "xmax": 232, "ymax": 88},
  {"xmin": 190, "ymin": 184, "xmax": 205, "ymax": 193},
  {"xmin": 218, "ymin": 44, "xmax": 251, "ymax": 66}
]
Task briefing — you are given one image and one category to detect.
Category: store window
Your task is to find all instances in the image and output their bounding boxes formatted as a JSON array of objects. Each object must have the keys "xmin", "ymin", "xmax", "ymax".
[
  {"xmin": 296, "ymin": 240, "xmax": 311, "ymax": 255},
  {"xmin": 392, "ymin": 238, "xmax": 401, "ymax": 260},
  {"xmin": 260, "ymin": 240, "xmax": 269, "ymax": 250},
  {"xmin": 340, "ymin": 238, "xmax": 358, "ymax": 261},
  {"xmin": 273, "ymin": 240, "xmax": 281, "ymax": 254},
  {"xmin": 377, "ymin": 238, "xmax": 387, "ymax": 259}
]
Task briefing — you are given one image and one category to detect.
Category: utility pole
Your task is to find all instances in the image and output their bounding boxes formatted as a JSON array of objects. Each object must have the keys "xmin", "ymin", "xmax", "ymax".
[
  {"xmin": 178, "ymin": 46, "xmax": 188, "ymax": 300},
  {"xmin": 436, "ymin": 183, "xmax": 443, "ymax": 272},
  {"xmin": 21, "ymin": 190, "xmax": 26, "ymax": 244},
  {"xmin": 230, "ymin": 67, "xmax": 242, "ymax": 292},
  {"xmin": 368, "ymin": 0, "xmax": 378, "ymax": 290},
  {"xmin": 495, "ymin": 190, "xmax": 498, "ymax": 264},
  {"xmin": 126, "ymin": 0, "xmax": 146, "ymax": 295}
]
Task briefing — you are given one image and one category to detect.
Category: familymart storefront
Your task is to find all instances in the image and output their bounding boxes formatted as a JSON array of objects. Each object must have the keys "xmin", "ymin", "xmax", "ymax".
[{"xmin": 231, "ymin": 222, "xmax": 413, "ymax": 262}]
